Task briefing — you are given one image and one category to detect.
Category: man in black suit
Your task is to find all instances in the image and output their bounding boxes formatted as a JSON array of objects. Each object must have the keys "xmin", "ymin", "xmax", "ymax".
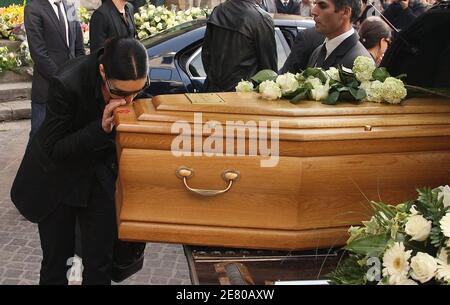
[
  {"xmin": 306, "ymin": 0, "xmax": 372, "ymax": 69},
  {"xmin": 11, "ymin": 37, "xmax": 149, "ymax": 285},
  {"xmin": 90, "ymin": 0, "xmax": 136, "ymax": 53},
  {"xmin": 279, "ymin": 27, "xmax": 325, "ymax": 73},
  {"xmin": 202, "ymin": 0, "xmax": 277, "ymax": 92},
  {"xmin": 24, "ymin": 0, "xmax": 85, "ymax": 141},
  {"xmin": 276, "ymin": 0, "xmax": 301, "ymax": 14}
]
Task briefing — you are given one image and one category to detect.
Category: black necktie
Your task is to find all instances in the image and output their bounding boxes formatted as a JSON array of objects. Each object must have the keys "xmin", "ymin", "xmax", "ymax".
[
  {"xmin": 54, "ymin": 0, "xmax": 67, "ymax": 46},
  {"xmin": 315, "ymin": 43, "xmax": 327, "ymax": 68}
]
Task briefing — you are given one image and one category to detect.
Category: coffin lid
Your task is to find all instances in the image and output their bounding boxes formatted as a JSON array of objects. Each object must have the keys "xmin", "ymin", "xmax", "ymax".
[{"xmin": 115, "ymin": 92, "xmax": 450, "ymax": 141}]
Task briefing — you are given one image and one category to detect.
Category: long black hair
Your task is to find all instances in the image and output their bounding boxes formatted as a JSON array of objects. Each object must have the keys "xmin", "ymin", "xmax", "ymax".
[{"xmin": 101, "ymin": 36, "xmax": 148, "ymax": 80}]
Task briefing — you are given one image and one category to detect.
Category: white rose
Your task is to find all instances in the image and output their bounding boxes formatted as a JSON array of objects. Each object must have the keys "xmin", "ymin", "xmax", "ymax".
[
  {"xmin": 276, "ymin": 72, "xmax": 299, "ymax": 94},
  {"xmin": 326, "ymin": 67, "xmax": 340, "ymax": 82},
  {"xmin": 437, "ymin": 185, "xmax": 450, "ymax": 208},
  {"xmin": 235, "ymin": 80, "xmax": 254, "ymax": 92},
  {"xmin": 156, "ymin": 23, "xmax": 163, "ymax": 30},
  {"xmin": 366, "ymin": 80, "xmax": 384, "ymax": 103},
  {"xmin": 154, "ymin": 16, "xmax": 161, "ymax": 23},
  {"xmin": 410, "ymin": 252, "xmax": 437, "ymax": 283},
  {"xmin": 149, "ymin": 26, "xmax": 158, "ymax": 34},
  {"xmin": 310, "ymin": 80, "xmax": 330, "ymax": 101},
  {"xmin": 440, "ymin": 213, "xmax": 450, "ymax": 238},
  {"xmin": 305, "ymin": 76, "xmax": 322, "ymax": 89},
  {"xmin": 352, "ymin": 56, "xmax": 376, "ymax": 82},
  {"xmin": 259, "ymin": 80, "xmax": 282, "ymax": 100},
  {"xmin": 381, "ymin": 77, "xmax": 407, "ymax": 104},
  {"xmin": 405, "ymin": 214, "xmax": 432, "ymax": 242}
]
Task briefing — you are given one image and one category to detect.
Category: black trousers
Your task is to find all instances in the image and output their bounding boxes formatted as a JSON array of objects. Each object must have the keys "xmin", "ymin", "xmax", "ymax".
[{"xmin": 37, "ymin": 179, "xmax": 116, "ymax": 285}]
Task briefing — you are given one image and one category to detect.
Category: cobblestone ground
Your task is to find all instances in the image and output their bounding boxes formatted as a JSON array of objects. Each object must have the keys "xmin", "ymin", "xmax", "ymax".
[{"xmin": 0, "ymin": 120, "xmax": 191, "ymax": 285}]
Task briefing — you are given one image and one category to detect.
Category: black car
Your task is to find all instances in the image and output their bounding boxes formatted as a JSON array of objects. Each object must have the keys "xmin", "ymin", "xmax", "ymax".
[{"xmin": 140, "ymin": 14, "xmax": 315, "ymax": 96}]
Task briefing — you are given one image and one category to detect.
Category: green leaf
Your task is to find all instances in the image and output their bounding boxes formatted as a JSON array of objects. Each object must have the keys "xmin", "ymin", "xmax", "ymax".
[
  {"xmin": 372, "ymin": 67, "xmax": 390, "ymax": 82},
  {"xmin": 251, "ymin": 70, "xmax": 278, "ymax": 84},
  {"xmin": 323, "ymin": 90, "xmax": 340, "ymax": 105},
  {"xmin": 345, "ymin": 233, "xmax": 390, "ymax": 257},
  {"xmin": 303, "ymin": 67, "xmax": 328, "ymax": 83},
  {"xmin": 290, "ymin": 89, "xmax": 309, "ymax": 104}
]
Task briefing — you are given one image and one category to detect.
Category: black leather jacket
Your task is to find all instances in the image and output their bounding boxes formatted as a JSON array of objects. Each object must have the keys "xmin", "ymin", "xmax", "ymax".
[{"xmin": 202, "ymin": 0, "xmax": 277, "ymax": 92}]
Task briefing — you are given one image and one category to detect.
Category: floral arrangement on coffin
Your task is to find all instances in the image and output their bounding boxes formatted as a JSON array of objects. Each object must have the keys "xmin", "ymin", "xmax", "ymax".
[
  {"xmin": 327, "ymin": 185, "xmax": 450, "ymax": 285},
  {"xmin": 135, "ymin": 4, "xmax": 210, "ymax": 40},
  {"xmin": 236, "ymin": 56, "xmax": 450, "ymax": 105},
  {"xmin": 0, "ymin": 4, "xmax": 25, "ymax": 41}
]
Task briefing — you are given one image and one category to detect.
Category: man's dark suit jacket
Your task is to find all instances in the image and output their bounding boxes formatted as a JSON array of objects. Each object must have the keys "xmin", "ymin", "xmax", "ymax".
[
  {"xmin": 276, "ymin": 0, "xmax": 301, "ymax": 15},
  {"xmin": 279, "ymin": 27, "xmax": 324, "ymax": 74},
  {"xmin": 24, "ymin": 0, "xmax": 85, "ymax": 104},
  {"xmin": 10, "ymin": 52, "xmax": 117, "ymax": 223},
  {"xmin": 89, "ymin": 0, "xmax": 136, "ymax": 53},
  {"xmin": 306, "ymin": 31, "xmax": 372, "ymax": 69}
]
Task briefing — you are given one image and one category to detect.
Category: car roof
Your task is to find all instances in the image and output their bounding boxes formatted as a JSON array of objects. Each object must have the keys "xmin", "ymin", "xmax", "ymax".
[{"xmin": 141, "ymin": 15, "xmax": 315, "ymax": 51}]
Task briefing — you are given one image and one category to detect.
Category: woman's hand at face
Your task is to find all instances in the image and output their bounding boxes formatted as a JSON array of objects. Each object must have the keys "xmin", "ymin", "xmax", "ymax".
[{"xmin": 102, "ymin": 98, "xmax": 127, "ymax": 133}]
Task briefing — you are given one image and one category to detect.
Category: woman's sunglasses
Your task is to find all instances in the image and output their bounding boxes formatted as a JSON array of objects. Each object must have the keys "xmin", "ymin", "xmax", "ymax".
[{"xmin": 105, "ymin": 75, "xmax": 150, "ymax": 97}]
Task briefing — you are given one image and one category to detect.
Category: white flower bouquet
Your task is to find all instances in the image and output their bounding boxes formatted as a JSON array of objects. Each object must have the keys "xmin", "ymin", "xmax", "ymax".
[
  {"xmin": 327, "ymin": 185, "xmax": 450, "ymax": 285},
  {"xmin": 134, "ymin": 4, "xmax": 210, "ymax": 40},
  {"xmin": 236, "ymin": 56, "xmax": 450, "ymax": 105}
]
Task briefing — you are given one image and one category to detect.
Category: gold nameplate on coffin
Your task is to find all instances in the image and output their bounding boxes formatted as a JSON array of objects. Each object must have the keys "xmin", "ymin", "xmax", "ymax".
[{"xmin": 185, "ymin": 93, "xmax": 226, "ymax": 104}]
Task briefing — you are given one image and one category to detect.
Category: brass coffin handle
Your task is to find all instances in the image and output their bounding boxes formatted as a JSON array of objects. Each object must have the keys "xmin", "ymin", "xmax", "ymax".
[{"xmin": 175, "ymin": 167, "xmax": 240, "ymax": 197}]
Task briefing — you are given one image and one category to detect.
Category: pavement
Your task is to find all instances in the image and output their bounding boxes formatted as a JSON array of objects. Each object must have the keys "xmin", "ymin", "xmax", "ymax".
[{"xmin": 0, "ymin": 120, "xmax": 192, "ymax": 285}]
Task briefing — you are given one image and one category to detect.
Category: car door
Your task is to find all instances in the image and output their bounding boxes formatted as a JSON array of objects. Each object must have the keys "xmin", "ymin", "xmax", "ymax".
[{"xmin": 183, "ymin": 27, "xmax": 291, "ymax": 92}]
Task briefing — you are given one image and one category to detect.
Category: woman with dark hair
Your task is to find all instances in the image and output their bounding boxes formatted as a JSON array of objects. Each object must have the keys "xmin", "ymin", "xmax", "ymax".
[
  {"xmin": 358, "ymin": 16, "xmax": 392, "ymax": 65},
  {"xmin": 11, "ymin": 37, "xmax": 149, "ymax": 285}
]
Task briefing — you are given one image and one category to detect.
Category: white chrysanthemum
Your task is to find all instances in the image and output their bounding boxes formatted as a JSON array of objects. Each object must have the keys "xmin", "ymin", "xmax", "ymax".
[
  {"xmin": 382, "ymin": 242, "xmax": 412, "ymax": 284},
  {"xmin": 310, "ymin": 80, "xmax": 330, "ymax": 101},
  {"xmin": 381, "ymin": 77, "xmax": 407, "ymax": 104},
  {"xmin": 410, "ymin": 252, "xmax": 437, "ymax": 283},
  {"xmin": 235, "ymin": 80, "xmax": 254, "ymax": 92},
  {"xmin": 437, "ymin": 185, "xmax": 450, "ymax": 208},
  {"xmin": 259, "ymin": 80, "xmax": 282, "ymax": 100},
  {"xmin": 276, "ymin": 72, "xmax": 299, "ymax": 94},
  {"xmin": 352, "ymin": 56, "xmax": 376, "ymax": 82},
  {"xmin": 440, "ymin": 213, "xmax": 450, "ymax": 238},
  {"xmin": 405, "ymin": 214, "xmax": 432, "ymax": 242},
  {"xmin": 436, "ymin": 247, "xmax": 450, "ymax": 282}
]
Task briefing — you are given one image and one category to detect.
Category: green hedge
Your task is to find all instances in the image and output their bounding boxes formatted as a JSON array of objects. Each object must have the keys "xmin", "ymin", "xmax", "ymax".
[{"xmin": 0, "ymin": 0, "xmax": 24, "ymax": 7}]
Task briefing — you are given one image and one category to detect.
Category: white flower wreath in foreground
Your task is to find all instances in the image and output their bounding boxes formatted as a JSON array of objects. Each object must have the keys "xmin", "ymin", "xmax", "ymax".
[
  {"xmin": 328, "ymin": 185, "xmax": 450, "ymax": 285},
  {"xmin": 236, "ymin": 56, "xmax": 450, "ymax": 105}
]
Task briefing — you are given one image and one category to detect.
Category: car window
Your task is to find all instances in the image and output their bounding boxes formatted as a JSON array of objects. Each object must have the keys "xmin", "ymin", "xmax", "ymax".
[{"xmin": 186, "ymin": 30, "xmax": 289, "ymax": 78}]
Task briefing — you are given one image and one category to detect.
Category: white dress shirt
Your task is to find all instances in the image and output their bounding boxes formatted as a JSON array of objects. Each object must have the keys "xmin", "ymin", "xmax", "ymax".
[
  {"xmin": 324, "ymin": 27, "xmax": 355, "ymax": 59},
  {"xmin": 48, "ymin": 0, "xmax": 69, "ymax": 47}
]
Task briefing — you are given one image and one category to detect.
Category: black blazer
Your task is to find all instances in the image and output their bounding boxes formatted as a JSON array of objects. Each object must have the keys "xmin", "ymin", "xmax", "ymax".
[
  {"xmin": 89, "ymin": 0, "xmax": 136, "ymax": 53},
  {"xmin": 276, "ymin": 0, "xmax": 300, "ymax": 15},
  {"xmin": 24, "ymin": 0, "xmax": 85, "ymax": 104},
  {"xmin": 10, "ymin": 52, "xmax": 116, "ymax": 223},
  {"xmin": 306, "ymin": 32, "xmax": 372, "ymax": 69}
]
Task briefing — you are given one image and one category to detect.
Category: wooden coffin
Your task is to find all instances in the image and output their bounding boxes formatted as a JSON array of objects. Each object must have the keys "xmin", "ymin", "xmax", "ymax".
[{"xmin": 114, "ymin": 92, "xmax": 450, "ymax": 250}]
